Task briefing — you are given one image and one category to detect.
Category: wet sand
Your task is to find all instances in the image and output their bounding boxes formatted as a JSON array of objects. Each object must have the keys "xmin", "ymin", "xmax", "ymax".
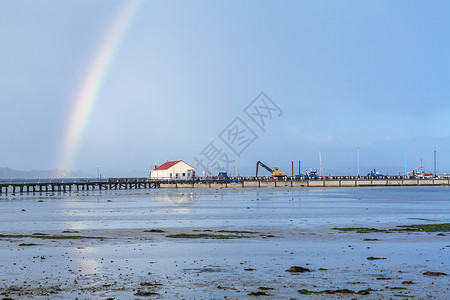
[{"xmin": 1, "ymin": 187, "xmax": 449, "ymax": 299}]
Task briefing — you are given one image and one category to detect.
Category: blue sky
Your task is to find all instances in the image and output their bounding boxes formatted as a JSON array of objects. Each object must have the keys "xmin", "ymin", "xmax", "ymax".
[{"xmin": 1, "ymin": 0, "xmax": 449, "ymax": 177}]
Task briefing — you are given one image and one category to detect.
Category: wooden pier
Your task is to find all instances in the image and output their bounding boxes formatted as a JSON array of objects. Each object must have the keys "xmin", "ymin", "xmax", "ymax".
[
  {"xmin": 0, "ymin": 178, "xmax": 159, "ymax": 195},
  {"xmin": 1, "ymin": 178, "xmax": 450, "ymax": 195}
]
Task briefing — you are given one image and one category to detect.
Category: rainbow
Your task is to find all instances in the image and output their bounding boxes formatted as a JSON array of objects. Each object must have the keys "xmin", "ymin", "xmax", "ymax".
[{"xmin": 58, "ymin": 0, "xmax": 142, "ymax": 172}]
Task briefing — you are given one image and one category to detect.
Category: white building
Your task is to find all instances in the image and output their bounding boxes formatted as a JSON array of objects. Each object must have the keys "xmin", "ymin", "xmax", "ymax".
[{"xmin": 149, "ymin": 160, "xmax": 196, "ymax": 180}]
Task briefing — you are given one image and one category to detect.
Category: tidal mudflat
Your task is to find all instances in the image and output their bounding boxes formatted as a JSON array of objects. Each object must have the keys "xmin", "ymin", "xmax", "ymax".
[{"xmin": 1, "ymin": 187, "xmax": 449, "ymax": 299}]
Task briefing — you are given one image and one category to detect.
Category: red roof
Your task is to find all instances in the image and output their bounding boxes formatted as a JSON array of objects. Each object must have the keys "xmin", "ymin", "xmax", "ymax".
[{"xmin": 153, "ymin": 160, "xmax": 195, "ymax": 171}]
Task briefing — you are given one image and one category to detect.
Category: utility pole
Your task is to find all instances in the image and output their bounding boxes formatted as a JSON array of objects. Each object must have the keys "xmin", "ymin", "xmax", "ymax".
[
  {"xmin": 434, "ymin": 147, "xmax": 437, "ymax": 177},
  {"xmin": 291, "ymin": 161, "xmax": 294, "ymax": 179},
  {"xmin": 319, "ymin": 151, "xmax": 323, "ymax": 177},
  {"xmin": 357, "ymin": 147, "xmax": 360, "ymax": 178},
  {"xmin": 419, "ymin": 158, "xmax": 424, "ymax": 174},
  {"xmin": 404, "ymin": 151, "xmax": 407, "ymax": 176}
]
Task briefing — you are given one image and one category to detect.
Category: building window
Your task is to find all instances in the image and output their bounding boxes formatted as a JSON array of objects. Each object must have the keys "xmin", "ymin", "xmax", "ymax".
[{"xmin": 183, "ymin": 173, "xmax": 186, "ymax": 177}]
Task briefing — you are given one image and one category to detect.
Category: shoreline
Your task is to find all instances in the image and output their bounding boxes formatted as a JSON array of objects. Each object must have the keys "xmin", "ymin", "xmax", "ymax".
[
  {"xmin": 1, "ymin": 187, "xmax": 449, "ymax": 299},
  {"xmin": 1, "ymin": 225, "xmax": 448, "ymax": 299}
]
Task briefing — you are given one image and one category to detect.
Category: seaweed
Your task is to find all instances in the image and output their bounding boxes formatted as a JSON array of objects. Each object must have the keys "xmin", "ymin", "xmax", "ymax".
[
  {"xmin": 297, "ymin": 289, "xmax": 321, "ymax": 295},
  {"xmin": 286, "ymin": 266, "xmax": 311, "ymax": 273},
  {"xmin": 248, "ymin": 291, "xmax": 268, "ymax": 296},
  {"xmin": 395, "ymin": 223, "xmax": 450, "ymax": 232},
  {"xmin": 298, "ymin": 288, "xmax": 375, "ymax": 295},
  {"xmin": 332, "ymin": 223, "xmax": 450, "ymax": 234},
  {"xmin": 331, "ymin": 227, "xmax": 390, "ymax": 233},
  {"xmin": 423, "ymin": 271, "xmax": 447, "ymax": 276},
  {"xmin": 216, "ymin": 230, "xmax": 257, "ymax": 234},
  {"xmin": 133, "ymin": 290, "xmax": 159, "ymax": 296},
  {"xmin": 165, "ymin": 233, "xmax": 245, "ymax": 239}
]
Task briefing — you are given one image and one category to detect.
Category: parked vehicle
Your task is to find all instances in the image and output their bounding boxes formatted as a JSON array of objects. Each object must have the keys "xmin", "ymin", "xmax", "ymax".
[
  {"xmin": 368, "ymin": 169, "xmax": 385, "ymax": 178},
  {"xmin": 218, "ymin": 172, "xmax": 239, "ymax": 183}
]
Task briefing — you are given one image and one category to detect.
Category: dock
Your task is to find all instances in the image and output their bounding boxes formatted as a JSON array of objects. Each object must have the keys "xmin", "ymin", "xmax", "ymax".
[
  {"xmin": 159, "ymin": 178, "xmax": 450, "ymax": 189},
  {"xmin": 1, "ymin": 178, "xmax": 449, "ymax": 195}
]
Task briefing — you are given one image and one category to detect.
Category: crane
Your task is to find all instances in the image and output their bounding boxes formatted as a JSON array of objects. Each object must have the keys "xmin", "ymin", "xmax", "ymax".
[{"xmin": 256, "ymin": 161, "xmax": 286, "ymax": 178}]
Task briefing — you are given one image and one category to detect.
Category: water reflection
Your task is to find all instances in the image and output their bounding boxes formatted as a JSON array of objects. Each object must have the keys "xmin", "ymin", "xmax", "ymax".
[{"xmin": 156, "ymin": 189, "xmax": 207, "ymax": 207}]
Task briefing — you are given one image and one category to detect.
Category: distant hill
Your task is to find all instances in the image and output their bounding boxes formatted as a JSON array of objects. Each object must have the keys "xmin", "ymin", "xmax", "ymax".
[{"xmin": 0, "ymin": 167, "xmax": 89, "ymax": 179}]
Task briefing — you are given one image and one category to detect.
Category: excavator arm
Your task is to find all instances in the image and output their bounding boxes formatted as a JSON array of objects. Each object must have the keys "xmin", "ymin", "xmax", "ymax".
[{"xmin": 256, "ymin": 161, "xmax": 273, "ymax": 177}]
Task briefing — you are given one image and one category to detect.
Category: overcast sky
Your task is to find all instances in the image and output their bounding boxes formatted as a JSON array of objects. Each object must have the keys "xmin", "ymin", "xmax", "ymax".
[{"xmin": 1, "ymin": 0, "xmax": 449, "ymax": 177}]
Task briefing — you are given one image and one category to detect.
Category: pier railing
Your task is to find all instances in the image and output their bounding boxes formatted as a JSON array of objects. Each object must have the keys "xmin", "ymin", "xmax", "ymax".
[{"xmin": 1, "ymin": 177, "xmax": 449, "ymax": 194}]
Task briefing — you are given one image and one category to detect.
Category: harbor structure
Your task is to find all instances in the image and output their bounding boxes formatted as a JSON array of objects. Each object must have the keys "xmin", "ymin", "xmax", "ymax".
[
  {"xmin": 149, "ymin": 160, "xmax": 196, "ymax": 180},
  {"xmin": 2, "ymin": 176, "xmax": 450, "ymax": 195}
]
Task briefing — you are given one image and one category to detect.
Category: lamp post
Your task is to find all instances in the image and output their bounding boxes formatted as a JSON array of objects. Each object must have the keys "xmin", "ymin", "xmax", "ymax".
[
  {"xmin": 357, "ymin": 147, "xmax": 360, "ymax": 178},
  {"xmin": 97, "ymin": 166, "xmax": 100, "ymax": 182},
  {"xmin": 434, "ymin": 147, "xmax": 437, "ymax": 178}
]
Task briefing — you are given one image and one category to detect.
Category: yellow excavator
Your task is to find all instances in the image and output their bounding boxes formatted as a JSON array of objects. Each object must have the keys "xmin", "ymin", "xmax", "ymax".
[{"xmin": 256, "ymin": 161, "xmax": 286, "ymax": 178}]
